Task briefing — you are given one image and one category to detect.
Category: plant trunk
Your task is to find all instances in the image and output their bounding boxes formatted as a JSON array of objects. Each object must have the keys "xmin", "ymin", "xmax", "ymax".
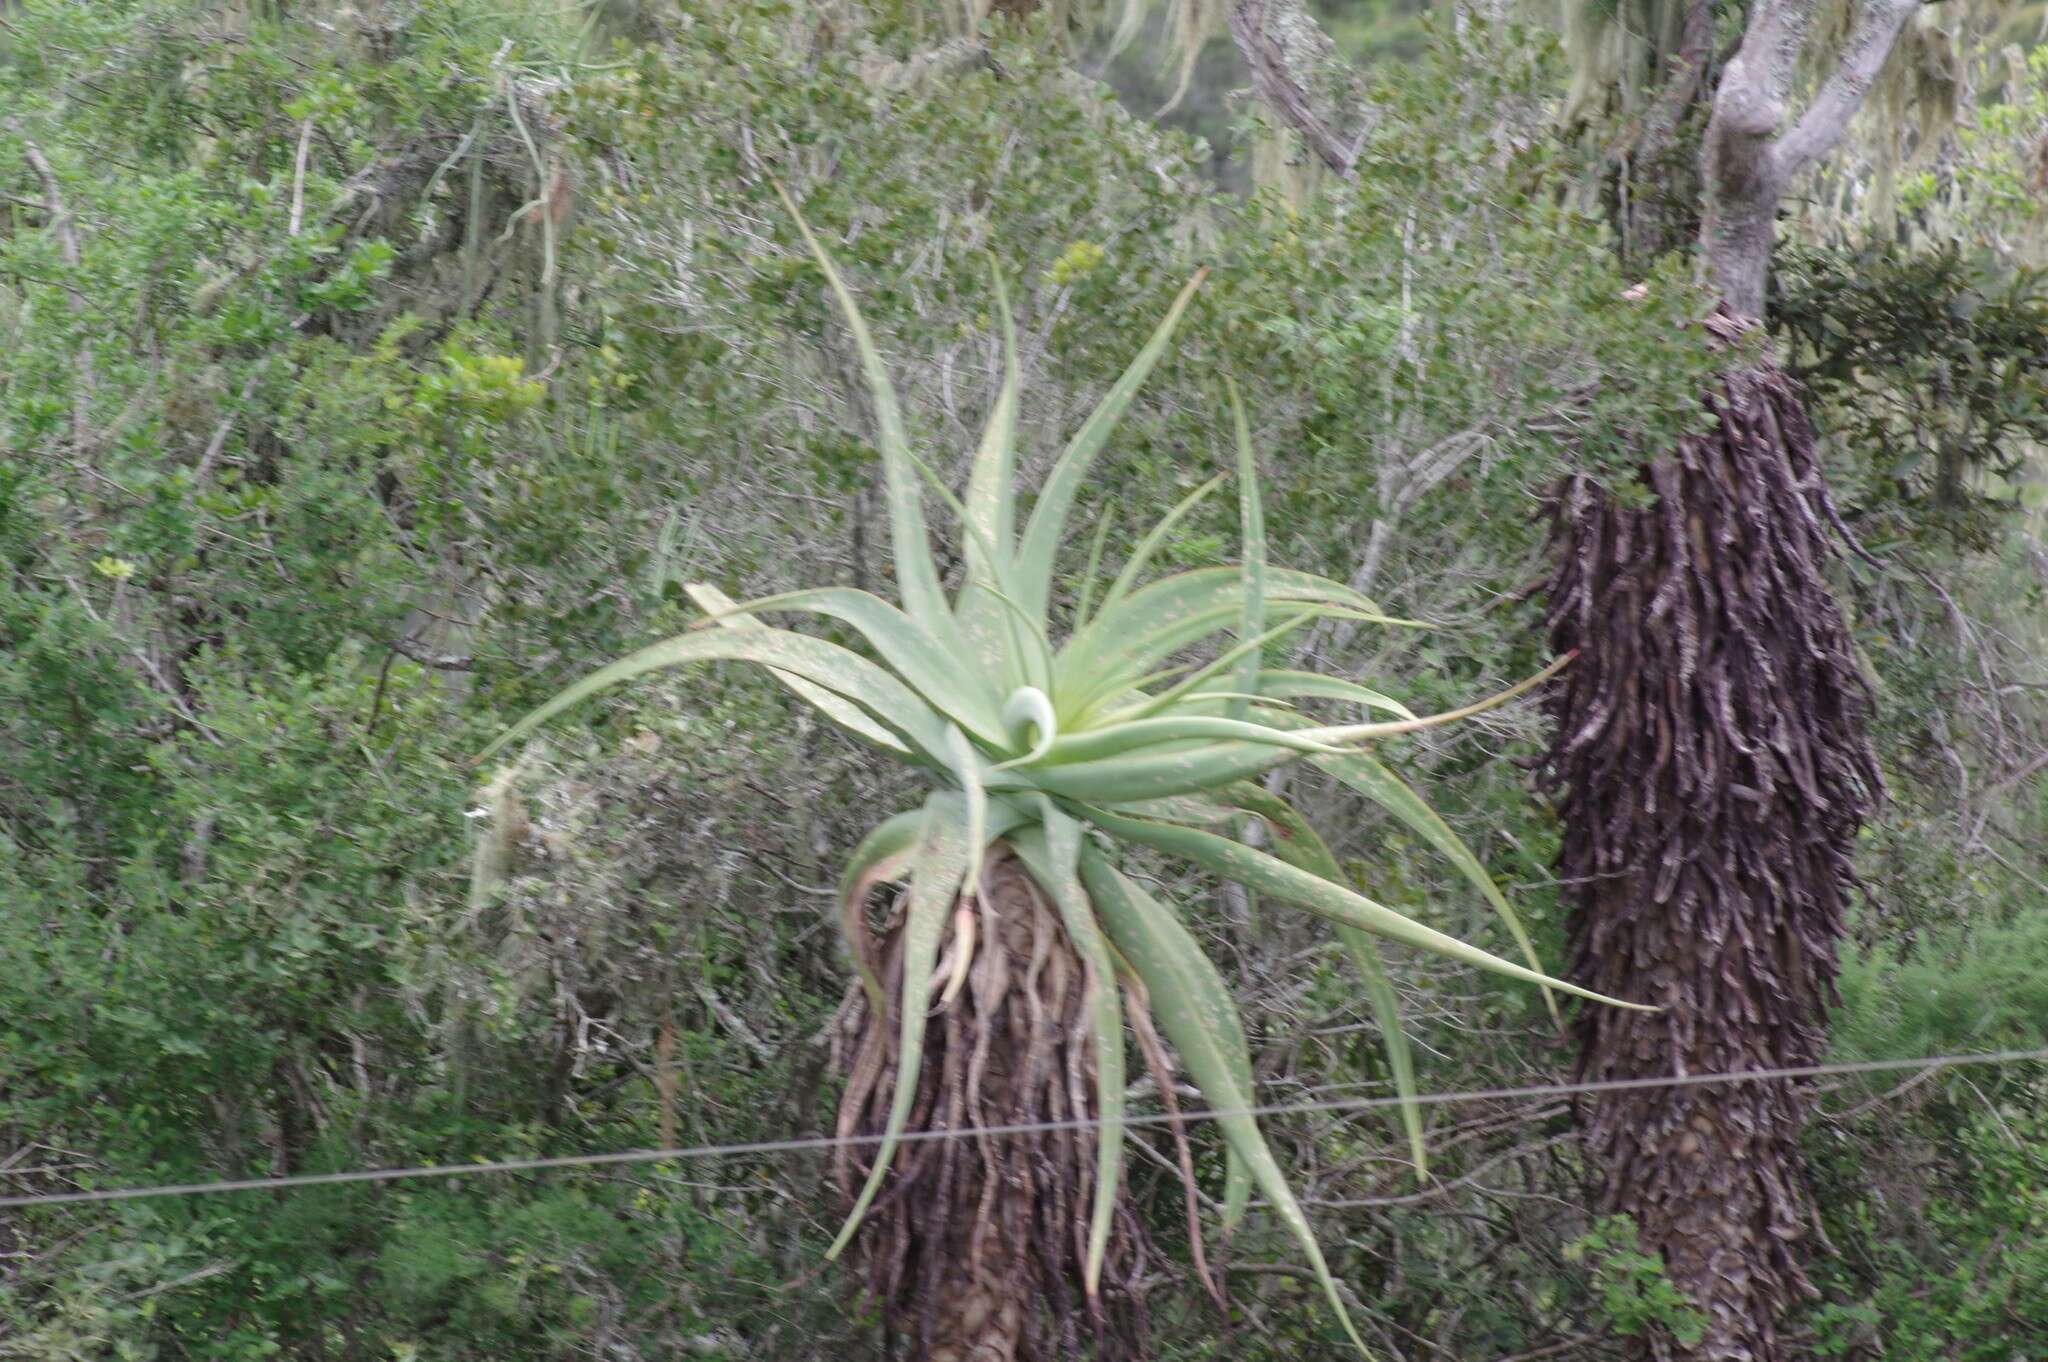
[
  {"xmin": 1551, "ymin": 1, "xmax": 1918, "ymax": 1352},
  {"xmin": 836, "ymin": 848, "xmax": 1148, "ymax": 1361},
  {"xmin": 1541, "ymin": 360, "xmax": 1880, "ymax": 1361},
  {"xmin": 925, "ymin": 1210, "xmax": 1029, "ymax": 1362},
  {"xmin": 1221, "ymin": 5, "xmax": 1915, "ymax": 1357}
]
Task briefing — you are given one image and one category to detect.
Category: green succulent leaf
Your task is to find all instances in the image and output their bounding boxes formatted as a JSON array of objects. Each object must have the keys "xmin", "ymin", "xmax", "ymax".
[
  {"xmin": 1015, "ymin": 271, "xmax": 1206, "ymax": 624},
  {"xmin": 944, "ymin": 724, "xmax": 990, "ymax": 908},
  {"xmin": 777, "ymin": 183, "xmax": 951, "ymax": 633},
  {"xmin": 686, "ymin": 583, "xmax": 911, "ymax": 753},
  {"xmin": 1008, "ymin": 804, "xmax": 1126, "ymax": 1298},
  {"xmin": 702, "ymin": 586, "xmax": 1008, "ymax": 747},
  {"xmin": 480, "ymin": 620, "xmax": 951, "ymax": 764},
  {"xmin": 836, "ymin": 811, "xmax": 928, "ymax": 1017},
  {"xmin": 1060, "ymin": 567, "xmax": 1410, "ymax": 711},
  {"xmin": 1221, "ymin": 1143, "xmax": 1253, "ymax": 1244},
  {"xmin": 965, "ymin": 265, "xmax": 1023, "ymax": 572},
  {"xmin": 828, "ymin": 794, "xmax": 971, "ymax": 1260},
  {"xmin": 1100, "ymin": 473, "xmax": 1226, "ymax": 615},
  {"xmin": 1255, "ymin": 669, "xmax": 1417, "ymax": 721},
  {"xmin": 1228, "ymin": 782, "xmax": 1429, "ymax": 1178},
  {"xmin": 1073, "ymin": 510, "xmax": 1119, "ymax": 632},
  {"xmin": 1027, "ymin": 736, "xmax": 1309, "ymax": 803},
  {"xmin": 1315, "ymin": 751, "xmax": 1561, "ymax": 1025},
  {"xmin": 964, "ymin": 578, "xmax": 1057, "ymax": 695},
  {"xmin": 1083, "ymin": 808, "xmax": 1653, "ymax": 1012},
  {"xmin": 1238, "ymin": 701, "xmax": 1561, "ymax": 1021},
  {"xmin": 1116, "ymin": 610, "xmax": 1319, "ymax": 721},
  {"xmin": 1112, "ymin": 794, "xmax": 1244, "ymax": 826},
  {"xmin": 1227, "ymin": 378, "xmax": 1265, "ymax": 723},
  {"xmin": 1044, "ymin": 714, "xmax": 1349, "ymax": 766},
  {"xmin": 1285, "ymin": 653, "xmax": 1575, "ymax": 748},
  {"xmin": 1177, "ymin": 691, "xmax": 1298, "ymax": 712},
  {"xmin": 993, "ymin": 685, "xmax": 1059, "ymax": 769},
  {"xmin": 1081, "ymin": 848, "xmax": 1374, "ymax": 1360},
  {"xmin": 957, "ymin": 267, "xmax": 1026, "ymax": 687}
]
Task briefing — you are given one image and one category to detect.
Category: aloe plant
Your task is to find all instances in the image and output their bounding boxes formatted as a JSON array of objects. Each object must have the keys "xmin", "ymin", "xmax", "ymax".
[{"xmin": 484, "ymin": 193, "xmax": 1647, "ymax": 1360}]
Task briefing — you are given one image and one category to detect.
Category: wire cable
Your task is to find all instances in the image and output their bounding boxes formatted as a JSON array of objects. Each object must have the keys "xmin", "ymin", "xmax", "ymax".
[{"xmin": 3, "ymin": 1045, "xmax": 2042, "ymax": 1209}]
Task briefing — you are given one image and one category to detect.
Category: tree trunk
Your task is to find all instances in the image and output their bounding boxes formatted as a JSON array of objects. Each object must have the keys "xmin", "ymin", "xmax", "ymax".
[
  {"xmin": 1539, "ymin": 6, "xmax": 1917, "ymax": 1357},
  {"xmin": 923, "ymin": 886, "xmax": 1032, "ymax": 1362},
  {"xmin": 1542, "ymin": 362, "xmax": 1881, "ymax": 1361},
  {"xmin": 924, "ymin": 1184, "xmax": 1030, "ymax": 1362},
  {"xmin": 1219, "ymin": 3, "xmax": 1922, "ymax": 1356},
  {"xmin": 1578, "ymin": 0, "xmax": 1716, "ymax": 273},
  {"xmin": 1700, "ymin": 0, "xmax": 1922, "ymax": 319},
  {"xmin": 836, "ymin": 849, "xmax": 1148, "ymax": 1361}
]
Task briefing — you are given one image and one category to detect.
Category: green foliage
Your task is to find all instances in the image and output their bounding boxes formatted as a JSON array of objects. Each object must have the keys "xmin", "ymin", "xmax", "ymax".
[
  {"xmin": 1833, "ymin": 914, "xmax": 2048, "ymax": 1078},
  {"xmin": 1564, "ymin": 1216, "xmax": 1710, "ymax": 1347},
  {"xmin": 1811, "ymin": 1110, "xmax": 2048, "ymax": 1361},
  {"xmin": 1316, "ymin": 0, "xmax": 1438, "ymax": 65},
  {"xmin": 1218, "ymin": 20, "xmax": 1723, "ymax": 511},
  {"xmin": 1773, "ymin": 240, "xmax": 2048, "ymax": 547},
  {"xmin": 1805, "ymin": 909, "xmax": 2048, "ymax": 1359},
  {"xmin": 0, "ymin": 3, "xmax": 819, "ymax": 1357}
]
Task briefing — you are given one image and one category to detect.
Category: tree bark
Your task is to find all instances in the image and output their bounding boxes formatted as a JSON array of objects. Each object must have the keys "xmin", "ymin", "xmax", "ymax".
[
  {"xmin": 1541, "ymin": 365, "xmax": 1881, "ymax": 1361},
  {"xmin": 1616, "ymin": 0, "xmax": 1716, "ymax": 269},
  {"xmin": 1229, "ymin": 0, "xmax": 1372, "ymax": 177},
  {"xmin": 21, "ymin": 140, "xmax": 93, "ymax": 447},
  {"xmin": 1550, "ymin": 9, "xmax": 1915, "ymax": 1356},
  {"xmin": 1701, "ymin": 0, "xmax": 1921, "ymax": 317},
  {"xmin": 924, "ymin": 1190, "xmax": 1029, "ymax": 1362},
  {"xmin": 836, "ymin": 851, "xmax": 1148, "ymax": 1362}
]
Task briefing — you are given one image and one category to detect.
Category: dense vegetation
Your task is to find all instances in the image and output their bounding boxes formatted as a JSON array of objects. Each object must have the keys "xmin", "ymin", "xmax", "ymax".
[{"xmin": 0, "ymin": 2, "xmax": 2042, "ymax": 1359}]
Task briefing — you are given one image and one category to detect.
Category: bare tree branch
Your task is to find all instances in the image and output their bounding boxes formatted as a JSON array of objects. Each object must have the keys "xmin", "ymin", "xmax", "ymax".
[
  {"xmin": 1633, "ymin": 0, "xmax": 1717, "ymax": 164},
  {"xmin": 1227, "ymin": 0, "xmax": 1373, "ymax": 178},
  {"xmin": 63, "ymin": 576, "xmax": 225, "ymax": 747},
  {"xmin": 1772, "ymin": 0, "xmax": 1921, "ymax": 179},
  {"xmin": 857, "ymin": 36, "xmax": 989, "ymax": 91},
  {"xmin": 1731, "ymin": 0, "xmax": 1817, "ymax": 123},
  {"xmin": 21, "ymin": 138, "xmax": 95, "ymax": 443},
  {"xmin": 194, "ymin": 374, "xmax": 261, "ymax": 484},
  {"xmin": 20, "ymin": 142, "xmax": 78, "ymax": 269},
  {"xmin": 1702, "ymin": 0, "xmax": 1923, "ymax": 315},
  {"xmin": 288, "ymin": 115, "xmax": 314, "ymax": 236}
]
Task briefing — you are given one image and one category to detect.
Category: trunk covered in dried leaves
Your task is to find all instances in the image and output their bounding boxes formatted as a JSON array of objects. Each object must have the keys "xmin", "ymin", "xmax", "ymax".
[
  {"xmin": 835, "ymin": 849, "xmax": 1151, "ymax": 1362},
  {"xmin": 1541, "ymin": 358, "xmax": 1882, "ymax": 1362}
]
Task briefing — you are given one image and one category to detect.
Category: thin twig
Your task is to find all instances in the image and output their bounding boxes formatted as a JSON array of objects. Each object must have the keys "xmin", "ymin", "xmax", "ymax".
[
  {"xmin": 113, "ymin": 1263, "xmax": 232, "ymax": 1304},
  {"xmin": 194, "ymin": 374, "xmax": 261, "ymax": 483},
  {"xmin": 1824, "ymin": 1062, "xmax": 1945, "ymax": 1122},
  {"xmin": 288, "ymin": 115, "xmax": 314, "ymax": 236},
  {"xmin": 22, "ymin": 138, "xmax": 94, "ymax": 441},
  {"xmin": 64, "ymin": 577, "xmax": 224, "ymax": 747},
  {"xmin": 1475, "ymin": 1333, "xmax": 1602, "ymax": 1362}
]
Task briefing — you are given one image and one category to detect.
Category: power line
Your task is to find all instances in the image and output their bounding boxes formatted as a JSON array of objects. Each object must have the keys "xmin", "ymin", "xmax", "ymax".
[{"xmin": 3, "ymin": 1046, "xmax": 2042, "ymax": 1210}]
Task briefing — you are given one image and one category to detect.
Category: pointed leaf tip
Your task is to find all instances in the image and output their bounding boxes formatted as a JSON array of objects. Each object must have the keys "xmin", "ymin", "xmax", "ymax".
[{"xmin": 773, "ymin": 180, "xmax": 951, "ymax": 634}]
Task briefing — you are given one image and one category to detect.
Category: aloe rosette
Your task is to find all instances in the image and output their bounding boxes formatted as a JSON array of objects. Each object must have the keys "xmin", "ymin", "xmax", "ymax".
[{"xmin": 483, "ymin": 193, "xmax": 1646, "ymax": 1357}]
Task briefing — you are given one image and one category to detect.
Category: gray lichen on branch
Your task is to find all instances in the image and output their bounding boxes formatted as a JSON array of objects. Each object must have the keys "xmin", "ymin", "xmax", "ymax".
[{"xmin": 1702, "ymin": 0, "xmax": 1923, "ymax": 315}]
